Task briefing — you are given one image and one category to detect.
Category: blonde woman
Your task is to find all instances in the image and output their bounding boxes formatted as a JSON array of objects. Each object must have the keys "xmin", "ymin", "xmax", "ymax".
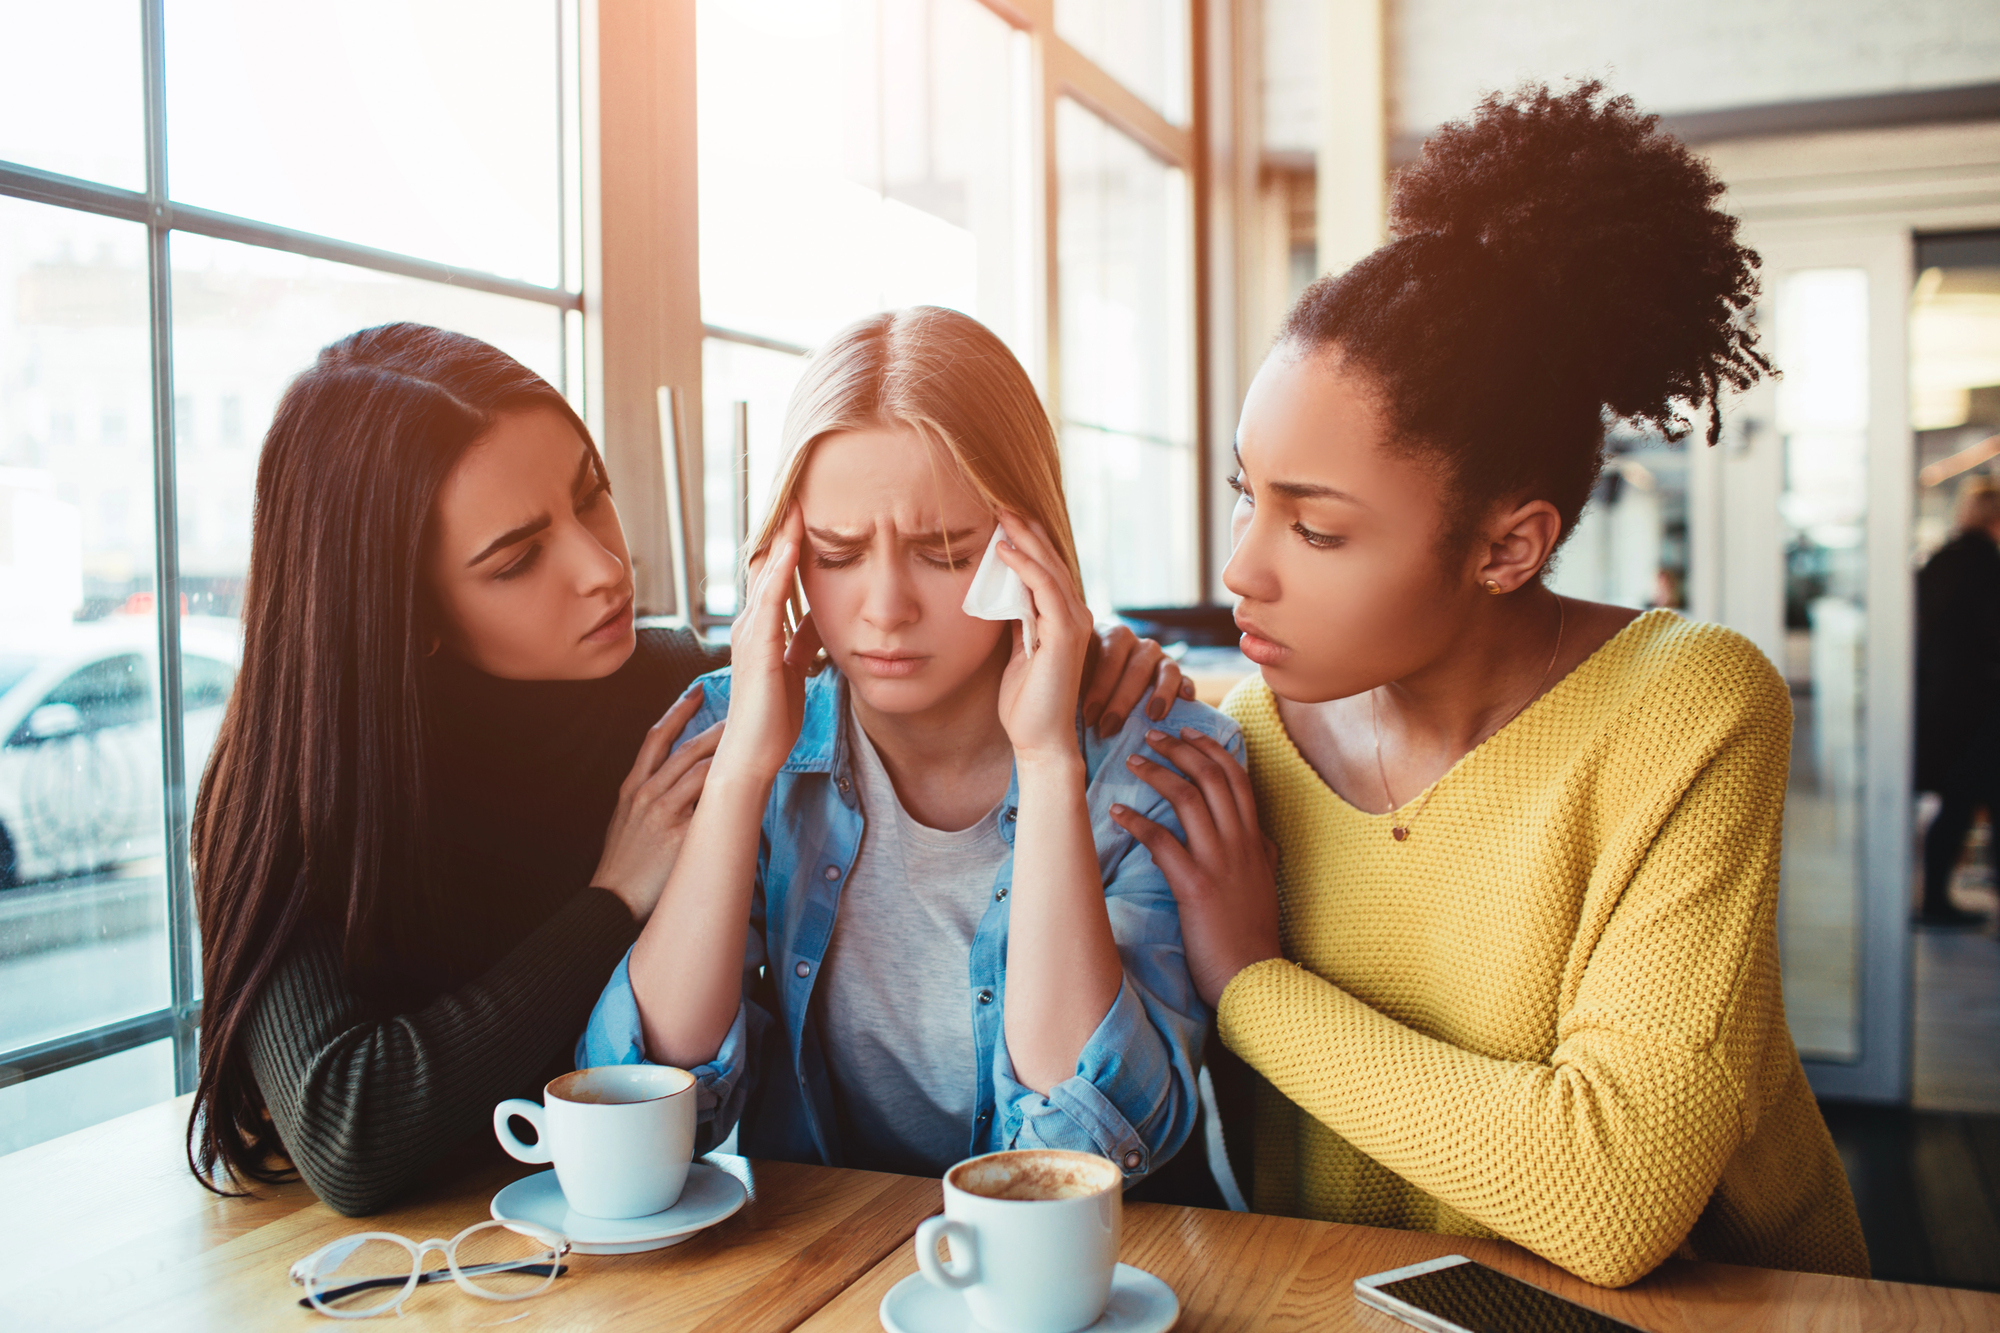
[{"xmin": 579, "ymin": 307, "xmax": 1230, "ymax": 1180}]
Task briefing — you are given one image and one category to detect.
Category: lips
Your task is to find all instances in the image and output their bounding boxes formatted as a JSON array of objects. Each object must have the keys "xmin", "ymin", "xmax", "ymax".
[
  {"xmin": 1234, "ymin": 612, "xmax": 1288, "ymax": 667},
  {"xmin": 851, "ymin": 651, "xmax": 927, "ymax": 678},
  {"xmin": 584, "ymin": 596, "xmax": 633, "ymax": 643}
]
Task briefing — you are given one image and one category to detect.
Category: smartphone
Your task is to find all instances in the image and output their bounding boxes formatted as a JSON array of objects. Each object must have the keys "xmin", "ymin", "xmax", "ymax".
[{"xmin": 1354, "ymin": 1255, "xmax": 1649, "ymax": 1333}]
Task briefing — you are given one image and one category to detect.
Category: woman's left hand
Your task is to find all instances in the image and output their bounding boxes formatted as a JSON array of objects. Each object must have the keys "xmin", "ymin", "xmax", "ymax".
[
  {"xmin": 992, "ymin": 514, "xmax": 1096, "ymax": 765},
  {"xmin": 1112, "ymin": 728, "xmax": 1282, "ymax": 1008}
]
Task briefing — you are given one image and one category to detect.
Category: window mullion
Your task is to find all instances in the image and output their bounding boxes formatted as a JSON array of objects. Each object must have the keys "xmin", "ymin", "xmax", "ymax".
[{"xmin": 140, "ymin": 0, "xmax": 198, "ymax": 1097}]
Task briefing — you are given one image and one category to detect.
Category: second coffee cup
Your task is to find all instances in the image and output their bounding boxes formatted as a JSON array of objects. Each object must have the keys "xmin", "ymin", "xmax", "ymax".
[
  {"xmin": 915, "ymin": 1148, "xmax": 1123, "ymax": 1333},
  {"xmin": 493, "ymin": 1064, "xmax": 695, "ymax": 1219}
]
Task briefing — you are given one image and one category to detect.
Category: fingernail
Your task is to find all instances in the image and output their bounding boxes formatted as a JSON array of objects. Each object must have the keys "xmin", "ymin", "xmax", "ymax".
[
  {"xmin": 1126, "ymin": 754, "xmax": 1145, "ymax": 767},
  {"xmin": 1180, "ymin": 727, "xmax": 1198, "ymax": 740},
  {"xmin": 1102, "ymin": 714, "xmax": 1122, "ymax": 734},
  {"xmin": 1146, "ymin": 729, "xmax": 1167, "ymax": 742},
  {"xmin": 1148, "ymin": 699, "xmax": 1166, "ymax": 720},
  {"xmin": 1110, "ymin": 803, "xmax": 1127, "ymax": 815}
]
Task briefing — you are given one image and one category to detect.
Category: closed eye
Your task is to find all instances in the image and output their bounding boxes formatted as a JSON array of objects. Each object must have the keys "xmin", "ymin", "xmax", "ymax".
[
  {"xmin": 494, "ymin": 544, "xmax": 543, "ymax": 580},
  {"xmin": 1290, "ymin": 520, "xmax": 1343, "ymax": 550}
]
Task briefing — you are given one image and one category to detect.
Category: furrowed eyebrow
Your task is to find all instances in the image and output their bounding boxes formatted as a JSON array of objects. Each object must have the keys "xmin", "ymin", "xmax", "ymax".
[
  {"xmin": 468, "ymin": 516, "xmax": 550, "ymax": 567},
  {"xmin": 1236, "ymin": 443, "xmax": 1363, "ymax": 505},
  {"xmin": 464, "ymin": 448, "xmax": 596, "ymax": 567},
  {"xmin": 1270, "ymin": 480, "xmax": 1365, "ymax": 504},
  {"xmin": 804, "ymin": 526, "xmax": 986, "ymax": 546}
]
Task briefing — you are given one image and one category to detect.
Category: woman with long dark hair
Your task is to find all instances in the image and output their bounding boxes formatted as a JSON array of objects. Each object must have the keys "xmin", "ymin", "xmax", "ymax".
[
  {"xmin": 1113, "ymin": 86, "xmax": 1870, "ymax": 1286},
  {"xmin": 188, "ymin": 323, "xmax": 1184, "ymax": 1214}
]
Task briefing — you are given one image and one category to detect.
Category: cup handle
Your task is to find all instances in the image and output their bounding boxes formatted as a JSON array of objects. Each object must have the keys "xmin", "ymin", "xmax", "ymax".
[
  {"xmin": 916, "ymin": 1216, "xmax": 979, "ymax": 1290},
  {"xmin": 493, "ymin": 1099, "xmax": 552, "ymax": 1164}
]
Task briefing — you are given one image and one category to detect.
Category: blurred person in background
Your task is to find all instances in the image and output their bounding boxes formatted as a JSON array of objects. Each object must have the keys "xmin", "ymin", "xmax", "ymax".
[{"xmin": 1915, "ymin": 477, "xmax": 2000, "ymax": 930}]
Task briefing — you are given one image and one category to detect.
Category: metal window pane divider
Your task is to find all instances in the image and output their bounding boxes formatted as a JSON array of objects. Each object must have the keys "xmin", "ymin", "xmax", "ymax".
[{"xmin": 141, "ymin": 0, "xmax": 200, "ymax": 1097}]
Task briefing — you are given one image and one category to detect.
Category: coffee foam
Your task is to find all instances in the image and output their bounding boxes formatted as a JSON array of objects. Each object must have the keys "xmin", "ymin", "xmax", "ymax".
[
  {"xmin": 950, "ymin": 1150, "xmax": 1120, "ymax": 1202},
  {"xmin": 556, "ymin": 1087, "xmax": 655, "ymax": 1105},
  {"xmin": 548, "ymin": 1066, "xmax": 692, "ymax": 1106}
]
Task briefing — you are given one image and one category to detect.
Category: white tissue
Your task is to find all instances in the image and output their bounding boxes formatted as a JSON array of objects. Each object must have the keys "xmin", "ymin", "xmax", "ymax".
[{"xmin": 961, "ymin": 525, "xmax": 1037, "ymax": 660}]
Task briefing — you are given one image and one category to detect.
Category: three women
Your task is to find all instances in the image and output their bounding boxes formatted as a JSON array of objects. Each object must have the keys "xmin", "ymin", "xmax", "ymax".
[{"xmin": 191, "ymin": 80, "xmax": 1868, "ymax": 1288}]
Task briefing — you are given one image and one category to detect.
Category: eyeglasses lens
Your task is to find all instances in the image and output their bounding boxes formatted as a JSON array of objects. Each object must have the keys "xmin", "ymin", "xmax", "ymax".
[
  {"xmin": 306, "ymin": 1237, "xmax": 415, "ymax": 1317},
  {"xmin": 452, "ymin": 1221, "xmax": 563, "ymax": 1299}
]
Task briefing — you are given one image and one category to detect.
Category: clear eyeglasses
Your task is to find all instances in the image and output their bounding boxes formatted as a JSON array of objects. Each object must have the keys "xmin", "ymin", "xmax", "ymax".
[{"xmin": 289, "ymin": 1219, "xmax": 571, "ymax": 1318}]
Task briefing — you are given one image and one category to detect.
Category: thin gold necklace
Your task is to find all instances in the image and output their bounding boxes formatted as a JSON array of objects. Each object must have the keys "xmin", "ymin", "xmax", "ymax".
[{"xmin": 1372, "ymin": 595, "xmax": 1566, "ymax": 842}]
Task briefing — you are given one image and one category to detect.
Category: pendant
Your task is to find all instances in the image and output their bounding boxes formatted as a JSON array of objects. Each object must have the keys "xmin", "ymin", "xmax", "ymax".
[{"xmin": 1392, "ymin": 826, "xmax": 1409, "ymax": 842}]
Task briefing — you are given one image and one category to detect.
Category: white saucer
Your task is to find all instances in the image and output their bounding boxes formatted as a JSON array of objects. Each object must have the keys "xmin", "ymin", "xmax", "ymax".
[
  {"xmin": 879, "ymin": 1263, "xmax": 1179, "ymax": 1333},
  {"xmin": 490, "ymin": 1161, "xmax": 748, "ymax": 1254}
]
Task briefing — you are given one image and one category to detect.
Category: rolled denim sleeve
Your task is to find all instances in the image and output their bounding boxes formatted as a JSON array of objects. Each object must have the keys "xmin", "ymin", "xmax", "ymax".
[
  {"xmin": 992, "ymin": 701, "xmax": 1235, "ymax": 1181},
  {"xmin": 575, "ymin": 949, "xmax": 752, "ymax": 1152}
]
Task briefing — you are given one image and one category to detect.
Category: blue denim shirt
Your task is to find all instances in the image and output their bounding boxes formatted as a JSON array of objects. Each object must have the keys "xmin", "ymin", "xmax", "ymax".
[{"xmin": 578, "ymin": 666, "xmax": 1239, "ymax": 1184}]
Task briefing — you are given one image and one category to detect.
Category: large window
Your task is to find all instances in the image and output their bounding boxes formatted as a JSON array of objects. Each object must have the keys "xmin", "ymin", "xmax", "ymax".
[
  {"xmin": 0, "ymin": 0, "xmax": 1207, "ymax": 1152},
  {"xmin": 693, "ymin": 0, "xmax": 1202, "ymax": 622},
  {"xmin": 0, "ymin": 0, "xmax": 583, "ymax": 1154}
]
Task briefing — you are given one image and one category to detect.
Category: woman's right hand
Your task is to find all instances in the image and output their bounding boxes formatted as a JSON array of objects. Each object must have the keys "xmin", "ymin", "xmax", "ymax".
[
  {"xmin": 715, "ymin": 504, "xmax": 818, "ymax": 782},
  {"xmin": 1111, "ymin": 728, "xmax": 1282, "ymax": 1008},
  {"xmin": 594, "ymin": 689, "xmax": 725, "ymax": 922}
]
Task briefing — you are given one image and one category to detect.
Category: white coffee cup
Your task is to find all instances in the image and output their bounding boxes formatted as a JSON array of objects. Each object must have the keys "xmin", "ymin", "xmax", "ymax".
[
  {"xmin": 493, "ymin": 1065, "xmax": 696, "ymax": 1220},
  {"xmin": 915, "ymin": 1149, "xmax": 1123, "ymax": 1333}
]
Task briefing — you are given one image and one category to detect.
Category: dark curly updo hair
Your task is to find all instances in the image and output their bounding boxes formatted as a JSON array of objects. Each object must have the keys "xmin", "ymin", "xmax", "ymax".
[{"xmin": 1282, "ymin": 80, "xmax": 1769, "ymax": 549}]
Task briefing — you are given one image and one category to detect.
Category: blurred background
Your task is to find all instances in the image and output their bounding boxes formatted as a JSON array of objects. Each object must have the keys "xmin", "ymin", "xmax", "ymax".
[{"xmin": 1, "ymin": 0, "xmax": 1996, "ymax": 1287}]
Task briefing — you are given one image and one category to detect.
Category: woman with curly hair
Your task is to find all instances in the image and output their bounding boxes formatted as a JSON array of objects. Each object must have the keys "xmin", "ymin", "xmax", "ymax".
[{"xmin": 1111, "ymin": 84, "xmax": 1869, "ymax": 1287}]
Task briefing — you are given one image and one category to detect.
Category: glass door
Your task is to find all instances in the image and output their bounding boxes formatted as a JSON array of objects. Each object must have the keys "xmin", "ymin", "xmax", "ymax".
[{"xmin": 1690, "ymin": 225, "xmax": 1914, "ymax": 1101}]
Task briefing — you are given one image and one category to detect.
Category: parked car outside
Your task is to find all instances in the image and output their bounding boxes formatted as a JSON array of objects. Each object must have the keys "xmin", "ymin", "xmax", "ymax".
[{"xmin": 0, "ymin": 615, "xmax": 240, "ymax": 887}]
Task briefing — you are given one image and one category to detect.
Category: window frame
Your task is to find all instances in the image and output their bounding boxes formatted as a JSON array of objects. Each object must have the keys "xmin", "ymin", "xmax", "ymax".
[
  {"xmin": 0, "ymin": 0, "xmax": 1230, "ymax": 1110},
  {"xmin": 0, "ymin": 0, "xmax": 587, "ymax": 1100},
  {"xmin": 647, "ymin": 0, "xmax": 1217, "ymax": 631}
]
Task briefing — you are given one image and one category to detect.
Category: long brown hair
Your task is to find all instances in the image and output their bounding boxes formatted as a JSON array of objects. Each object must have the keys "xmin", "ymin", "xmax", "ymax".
[{"xmin": 187, "ymin": 323, "xmax": 603, "ymax": 1192}]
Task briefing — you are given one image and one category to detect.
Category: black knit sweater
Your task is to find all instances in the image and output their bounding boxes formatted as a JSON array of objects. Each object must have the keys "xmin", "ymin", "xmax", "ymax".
[{"xmin": 242, "ymin": 626, "xmax": 727, "ymax": 1215}]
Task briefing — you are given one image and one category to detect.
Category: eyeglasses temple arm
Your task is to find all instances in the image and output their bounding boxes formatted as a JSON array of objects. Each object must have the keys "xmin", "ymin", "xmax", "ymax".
[{"xmin": 296, "ymin": 1263, "xmax": 567, "ymax": 1310}]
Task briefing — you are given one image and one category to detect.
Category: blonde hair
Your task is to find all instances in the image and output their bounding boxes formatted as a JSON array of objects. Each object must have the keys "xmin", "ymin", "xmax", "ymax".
[{"xmin": 747, "ymin": 307, "xmax": 1082, "ymax": 595}]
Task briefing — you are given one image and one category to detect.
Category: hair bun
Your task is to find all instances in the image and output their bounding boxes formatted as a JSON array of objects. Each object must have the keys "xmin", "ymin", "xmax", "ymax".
[{"xmin": 1391, "ymin": 80, "xmax": 1767, "ymax": 444}]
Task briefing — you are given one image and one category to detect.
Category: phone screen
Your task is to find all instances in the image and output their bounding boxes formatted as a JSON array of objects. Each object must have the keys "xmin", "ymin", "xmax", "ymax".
[{"xmin": 1375, "ymin": 1261, "xmax": 1639, "ymax": 1333}]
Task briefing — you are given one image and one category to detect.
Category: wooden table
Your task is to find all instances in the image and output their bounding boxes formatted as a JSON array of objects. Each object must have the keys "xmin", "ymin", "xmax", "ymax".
[{"xmin": 3, "ymin": 1097, "xmax": 1994, "ymax": 1331}]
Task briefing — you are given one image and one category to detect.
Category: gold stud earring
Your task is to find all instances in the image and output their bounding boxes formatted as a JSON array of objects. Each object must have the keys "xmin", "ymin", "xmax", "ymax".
[{"xmin": 1483, "ymin": 579, "xmax": 1504, "ymax": 595}]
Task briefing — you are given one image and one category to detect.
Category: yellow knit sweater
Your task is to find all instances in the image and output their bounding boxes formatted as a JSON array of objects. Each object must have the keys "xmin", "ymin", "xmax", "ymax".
[{"xmin": 1217, "ymin": 610, "xmax": 1868, "ymax": 1288}]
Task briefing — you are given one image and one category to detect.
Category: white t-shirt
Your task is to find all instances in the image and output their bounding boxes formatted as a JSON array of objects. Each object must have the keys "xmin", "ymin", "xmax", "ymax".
[{"xmin": 817, "ymin": 707, "xmax": 1010, "ymax": 1175}]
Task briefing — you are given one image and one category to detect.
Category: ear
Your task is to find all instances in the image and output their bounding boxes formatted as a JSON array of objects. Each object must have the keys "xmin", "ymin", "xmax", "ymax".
[{"xmin": 1473, "ymin": 499, "xmax": 1563, "ymax": 595}]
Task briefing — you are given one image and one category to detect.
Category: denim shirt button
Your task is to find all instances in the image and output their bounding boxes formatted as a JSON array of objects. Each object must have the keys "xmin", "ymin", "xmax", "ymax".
[
  {"xmin": 836, "ymin": 777, "xmax": 851, "ymax": 794},
  {"xmin": 822, "ymin": 864, "xmax": 840, "ymax": 880},
  {"xmin": 994, "ymin": 886, "xmax": 1008, "ymax": 902},
  {"xmin": 977, "ymin": 988, "xmax": 994, "ymax": 1004},
  {"xmin": 1122, "ymin": 1150, "xmax": 1143, "ymax": 1171},
  {"xmin": 794, "ymin": 961, "xmax": 811, "ymax": 978},
  {"xmin": 1004, "ymin": 808, "xmax": 1017, "ymax": 822}
]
